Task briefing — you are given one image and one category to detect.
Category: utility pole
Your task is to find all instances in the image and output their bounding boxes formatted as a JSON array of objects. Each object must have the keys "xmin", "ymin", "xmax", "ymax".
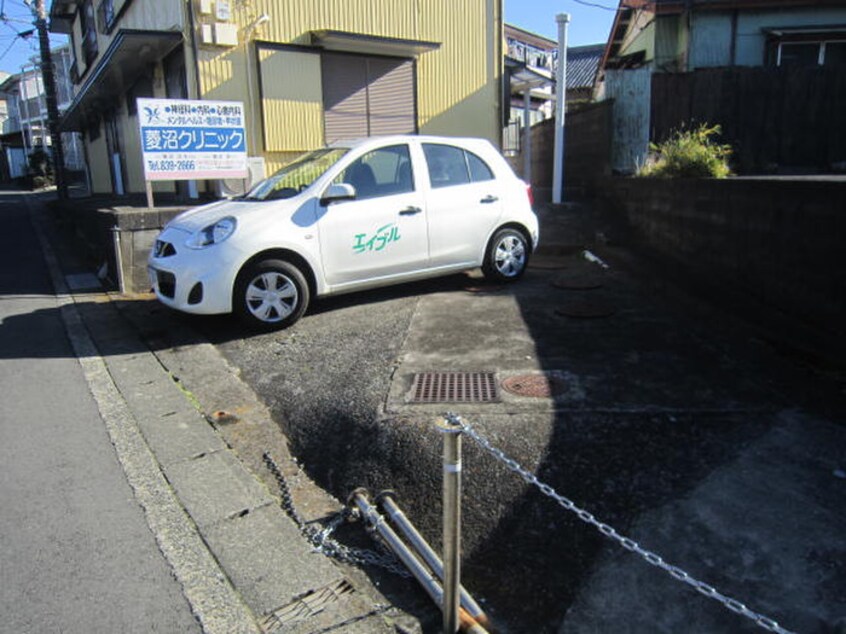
[{"xmin": 33, "ymin": 0, "xmax": 67, "ymax": 199}]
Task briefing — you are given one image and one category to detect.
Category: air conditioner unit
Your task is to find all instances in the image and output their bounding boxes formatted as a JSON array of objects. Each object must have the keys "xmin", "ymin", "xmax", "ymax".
[{"xmin": 216, "ymin": 156, "xmax": 266, "ymax": 198}]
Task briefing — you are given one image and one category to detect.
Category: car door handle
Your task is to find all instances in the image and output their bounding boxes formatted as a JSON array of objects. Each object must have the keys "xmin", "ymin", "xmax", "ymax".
[
  {"xmin": 399, "ymin": 206, "xmax": 422, "ymax": 216},
  {"xmin": 480, "ymin": 195, "xmax": 499, "ymax": 204}
]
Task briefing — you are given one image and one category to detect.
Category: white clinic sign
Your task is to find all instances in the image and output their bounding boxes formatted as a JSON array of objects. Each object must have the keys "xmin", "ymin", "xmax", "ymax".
[{"xmin": 137, "ymin": 98, "xmax": 248, "ymax": 181}]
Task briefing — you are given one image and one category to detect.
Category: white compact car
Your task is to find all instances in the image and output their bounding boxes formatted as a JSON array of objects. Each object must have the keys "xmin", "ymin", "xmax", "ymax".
[{"xmin": 148, "ymin": 135, "xmax": 539, "ymax": 330}]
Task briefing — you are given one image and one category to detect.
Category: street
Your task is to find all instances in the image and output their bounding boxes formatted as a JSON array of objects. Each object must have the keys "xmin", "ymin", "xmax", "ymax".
[{"xmin": 0, "ymin": 190, "xmax": 200, "ymax": 633}]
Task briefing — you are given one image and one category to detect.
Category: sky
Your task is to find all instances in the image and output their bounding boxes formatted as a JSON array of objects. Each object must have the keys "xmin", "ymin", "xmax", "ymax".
[
  {"xmin": 504, "ymin": 0, "xmax": 618, "ymax": 48},
  {"xmin": 0, "ymin": 0, "xmax": 618, "ymax": 76},
  {"xmin": 0, "ymin": 0, "xmax": 64, "ymax": 76}
]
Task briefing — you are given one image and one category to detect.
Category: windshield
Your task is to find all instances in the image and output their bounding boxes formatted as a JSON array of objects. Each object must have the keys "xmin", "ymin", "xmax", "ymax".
[{"xmin": 244, "ymin": 148, "xmax": 349, "ymax": 201}]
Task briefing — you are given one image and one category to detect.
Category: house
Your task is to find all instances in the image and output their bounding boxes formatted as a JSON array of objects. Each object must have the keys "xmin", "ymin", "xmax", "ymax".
[
  {"xmin": 0, "ymin": 46, "xmax": 85, "ymax": 182},
  {"xmin": 49, "ymin": 0, "xmax": 504, "ymax": 197},
  {"xmin": 505, "ymin": 24, "xmax": 603, "ymax": 123},
  {"xmin": 601, "ymin": 0, "xmax": 846, "ymax": 73},
  {"xmin": 505, "ymin": 23, "xmax": 557, "ymax": 129},
  {"xmin": 566, "ymin": 44, "xmax": 605, "ymax": 102},
  {"xmin": 596, "ymin": 0, "xmax": 846, "ymax": 173},
  {"xmin": 503, "ymin": 23, "xmax": 603, "ymax": 162}
]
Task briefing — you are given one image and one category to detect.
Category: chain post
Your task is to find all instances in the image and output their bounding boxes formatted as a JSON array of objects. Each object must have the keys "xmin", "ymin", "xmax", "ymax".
[{"xmin": 438, "ymin": 413, "xmax": 464, "ymax": 634}]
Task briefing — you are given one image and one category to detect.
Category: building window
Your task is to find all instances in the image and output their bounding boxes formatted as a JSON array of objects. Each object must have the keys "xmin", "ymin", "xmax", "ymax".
[
  {"xmin": 97, "ymin": 0, "xmax": 116, "ymax": 34},
  {"xmin": 770, "ymin": 36, "xmax": 846, "ymax": 67},
  {"xmin": 80, "ymin": 0, "xmax": 98, "ymax": 67},
  {"xmin": 779, "ymin": 42, "xmax": 820, "ymax": 67}
]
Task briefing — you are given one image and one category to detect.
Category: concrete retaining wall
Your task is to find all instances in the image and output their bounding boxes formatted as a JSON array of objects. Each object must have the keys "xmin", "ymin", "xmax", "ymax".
[
  {"xmin": 597, "ymin": 177, "xmax": 846, "ymax": 340},
  {"xmin": 55, "ymin": 197, "xmax": 189, "ymax": 294},
  {"xmin": 508, "ymin": 101, "xmax": 613, "ymax": 202}
]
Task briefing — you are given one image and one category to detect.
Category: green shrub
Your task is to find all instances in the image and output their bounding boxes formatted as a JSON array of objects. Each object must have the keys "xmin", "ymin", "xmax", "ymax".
[{"xmin": 638, "ymin": 123, "xmax": 732, "ymax": 178}]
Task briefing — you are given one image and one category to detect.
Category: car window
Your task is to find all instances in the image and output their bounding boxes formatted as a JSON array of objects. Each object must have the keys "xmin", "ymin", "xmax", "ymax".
[
  {"xmin": 245, "ymin": 148, "xmax": 348, "ymax": 201},
  {"xmin": 423, "ymin": 144, "xmax": 470, "ymax": 189},
  {"xmin": 467, "ymin": 151, "xmax": 494, "ymax": 182},
  {"xmin": 335, "ymin": 144, "xmax": 414, "ymax": 200}
]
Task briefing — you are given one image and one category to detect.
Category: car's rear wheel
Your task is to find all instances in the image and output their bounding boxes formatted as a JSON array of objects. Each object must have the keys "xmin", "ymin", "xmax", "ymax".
[
  {"xmin": 234, "ymin": 259, "xmax": 309, "ymax": 330},
  {"xmin": 483, "ymin": 228, "xmax": 529, "ymax": 281}
]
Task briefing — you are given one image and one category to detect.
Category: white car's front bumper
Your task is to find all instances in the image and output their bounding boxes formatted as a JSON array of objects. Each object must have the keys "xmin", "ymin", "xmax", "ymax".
[{"xmin": 147, "ymin": 226, "xmax": 242, "ymax": 315}]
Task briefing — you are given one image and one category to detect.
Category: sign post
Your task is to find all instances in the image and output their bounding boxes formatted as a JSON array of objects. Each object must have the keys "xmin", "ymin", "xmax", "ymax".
[{"xmin": 137, "ymin": 98, "xmax": 248, "ymax": 208}]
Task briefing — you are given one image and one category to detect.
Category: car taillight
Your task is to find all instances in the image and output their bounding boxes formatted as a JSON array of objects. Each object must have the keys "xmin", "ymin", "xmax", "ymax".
[{"xmin": 525, "ymin": 182, "xmax": 534, "ymax": 206}]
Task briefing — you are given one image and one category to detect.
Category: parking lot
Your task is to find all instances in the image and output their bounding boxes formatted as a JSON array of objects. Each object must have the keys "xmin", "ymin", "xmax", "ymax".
[
  {"xmin": 40, "ymin": 195, "xmax": 846, "ymax": 633},
  {"xmin": 176, "ymin": 226, "xmax": 845, "ymax": 632}
]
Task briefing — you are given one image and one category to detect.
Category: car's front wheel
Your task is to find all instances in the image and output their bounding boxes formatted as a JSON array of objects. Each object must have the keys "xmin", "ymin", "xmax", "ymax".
[
  {"xmin": 483, "ymin": 228, "xmax": 529, "ymax": 282},
  {"xmin": 234, "ymin": 259, "xmax": 309, "ymax": 330}
]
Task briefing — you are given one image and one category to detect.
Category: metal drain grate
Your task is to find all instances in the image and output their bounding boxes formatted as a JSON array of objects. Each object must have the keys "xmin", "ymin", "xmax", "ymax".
[
  {"xmin": 409, "ymin": 372, "xmax": 499, "ymax": 403},
  {"xmin": 262, "ymin": 579, "xmax": 355, "ymax": 631}
]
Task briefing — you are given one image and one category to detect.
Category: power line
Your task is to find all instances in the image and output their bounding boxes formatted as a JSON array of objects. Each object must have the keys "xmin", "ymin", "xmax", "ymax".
[
  {"xmin": 0, "ymin": 28, "xmax": 22, "ymax": 62},
  {"xmin": 572, "ymin": 0, "xmax": 619, "ymax": 11}
]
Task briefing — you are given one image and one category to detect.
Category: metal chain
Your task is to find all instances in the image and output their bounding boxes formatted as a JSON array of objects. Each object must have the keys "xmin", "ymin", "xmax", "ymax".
[
  {"xmin": 448, "ymin": 414, "xmax": 798, "ymax": 634},
  {"xmin": 262, "ymin": 452, "xmax": 411, "ymax": 578}
]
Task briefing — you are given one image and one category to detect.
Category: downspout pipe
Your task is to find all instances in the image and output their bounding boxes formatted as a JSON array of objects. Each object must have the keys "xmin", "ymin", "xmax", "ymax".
[
  {"xmin": 349, "ymin": 489, "xmax": 488, "ymax": 634},
  {"xmin": 376, "ymin": 491, "xmax": 488, "ymax": 628}
]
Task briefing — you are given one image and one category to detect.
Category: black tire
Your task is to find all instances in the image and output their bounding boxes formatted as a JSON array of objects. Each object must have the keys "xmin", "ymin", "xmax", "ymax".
[
  {"xmin": 233, "ymin": 259, "xmax": 309, "ymax": 330},
  {"xmin": 482, "ymin": 228, "xmax": 529, "ymax": 282}
]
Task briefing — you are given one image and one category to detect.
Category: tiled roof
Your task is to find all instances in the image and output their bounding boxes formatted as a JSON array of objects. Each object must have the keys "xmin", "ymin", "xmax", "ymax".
[{"xmin": 566, "ymin": 44, "xmax": 604, "ymax": 89}]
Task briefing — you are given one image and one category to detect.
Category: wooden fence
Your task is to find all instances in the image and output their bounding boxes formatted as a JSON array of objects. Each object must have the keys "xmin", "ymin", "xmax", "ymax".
[{"xmin": 651, "ymin": 67, "xmax": 846, "ymax": 174}]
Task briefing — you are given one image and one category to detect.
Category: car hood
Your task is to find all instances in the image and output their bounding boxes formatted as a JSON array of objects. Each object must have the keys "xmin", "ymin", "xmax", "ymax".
[{"xmin": 167, "ymin": 198, "xmax": 281, "ymax": 232}]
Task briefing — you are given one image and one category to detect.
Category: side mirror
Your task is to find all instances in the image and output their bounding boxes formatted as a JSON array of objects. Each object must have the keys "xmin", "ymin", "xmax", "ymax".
[{"xmin": 320, "ymin": 183, "xmax": 356, "ymax": 206}]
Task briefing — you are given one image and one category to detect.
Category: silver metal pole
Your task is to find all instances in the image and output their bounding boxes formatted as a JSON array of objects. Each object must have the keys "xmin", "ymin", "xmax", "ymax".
[
  {"xmin": 377, "ymin": 492, "xmax": 487, "ymax": 626},
  {"xmin": 351, "ymin": 488, "xmax": 488, "ymax": 634},
  {"xmin": 439, "ymin": 414, "xmax": 463, "ymax": 634},
  {"xmin": 111, "ymin": 226, "xmax": 125, "ymax": 295},
  {"xmin": 350, "ymin": 489, "xmax": 444, "ymax": 603},
  {"xmin": 552, "ymin": 13, "xmax": 571, "ymax": 204}
]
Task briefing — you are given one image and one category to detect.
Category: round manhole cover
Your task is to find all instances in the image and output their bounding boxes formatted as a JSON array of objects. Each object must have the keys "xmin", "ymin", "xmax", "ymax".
[
  {"xmin": 551, "ymin": 273, "xmax": 604, "ymax": 290},
  {"xmin": 501, "ymin": 373, "xmax": 568, "ymax": 398},
  {"xmin": 555, "ymin": 300, "xmax": 616, "ymax": 319}
]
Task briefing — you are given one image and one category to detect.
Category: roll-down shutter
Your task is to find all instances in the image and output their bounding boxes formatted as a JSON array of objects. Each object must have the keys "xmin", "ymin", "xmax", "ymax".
[{"xmin": 322, "ymin": 53, "xmax": 416, "ymax": 143}]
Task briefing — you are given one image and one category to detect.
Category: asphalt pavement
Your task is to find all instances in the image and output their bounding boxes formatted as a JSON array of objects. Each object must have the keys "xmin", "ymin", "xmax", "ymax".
[
  {"xmin": 0, "ymin": 189, "xmax": 201, "ymax": 633},
  {"xmin": 10, "ymin": 187, "xmax": 846, "ymax": 634}
]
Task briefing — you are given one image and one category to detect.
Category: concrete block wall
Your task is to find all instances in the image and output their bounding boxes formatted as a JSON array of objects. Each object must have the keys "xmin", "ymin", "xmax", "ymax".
[
  {"xmin": 61, "ymin": 199, "xmax": 188, "ymax": 294},
  {"xmin": 111, "ymin": 207, "xmax": 186, "ymax": 293},
  {"xmin": 598, "ymin": 177, "xmax": 846, "ymax": 339},
  {"xmin": 508, "ymin": 101, "xmax": 613, "ymax": 202}
]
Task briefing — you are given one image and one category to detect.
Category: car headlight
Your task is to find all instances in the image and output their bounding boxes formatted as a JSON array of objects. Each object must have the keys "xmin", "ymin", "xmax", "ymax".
[{"xmin": 185, "ymin": 217, "xmax": 237, "ymax": 249}]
